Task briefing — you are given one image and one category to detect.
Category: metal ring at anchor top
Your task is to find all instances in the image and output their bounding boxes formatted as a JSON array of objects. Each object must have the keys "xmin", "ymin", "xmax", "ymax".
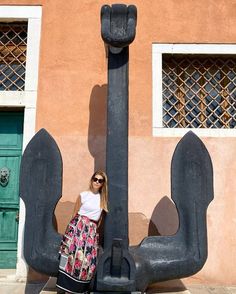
[{"xmin": 101, "ymin": 4, "xmax": 137, "ymax": 48}]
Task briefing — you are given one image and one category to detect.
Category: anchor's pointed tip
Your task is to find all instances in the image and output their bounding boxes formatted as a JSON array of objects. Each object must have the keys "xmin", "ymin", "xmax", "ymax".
[
  {"xmin": 36, "ymin": 128, "xmax": 51, "ymax": 137},
  {"xmin": 183, "ymin": 130, "xmax": 198, "ymax": 138},
  {"xmin": 181, "ymin": 130, "xmax": 203, "ymax": 145},
  {"xmin": 33, "ymin": 128, "xmax": 56, "ymax": 144},
  {"xmin": 22, "ymin": 128, "xmax": 61, "ymax": 161},
  {"xmin": 173, "ymin": 131, "xmax": 211, "ymax": 164}
]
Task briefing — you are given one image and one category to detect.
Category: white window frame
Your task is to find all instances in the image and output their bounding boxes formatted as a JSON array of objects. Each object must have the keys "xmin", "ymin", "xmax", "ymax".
[
  {"xmin": 0, "ymin": 6, "xmax": 42, "ymax": 280},
  {"xmin": 153, "ymin": 43, "xmax": 236, "ymax": 137}
]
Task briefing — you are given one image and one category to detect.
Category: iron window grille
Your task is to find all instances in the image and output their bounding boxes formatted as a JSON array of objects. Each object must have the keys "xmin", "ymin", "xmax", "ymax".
[
  {"xmin": 162, "ymin": 54, "xmax": 236, "ymax": 128},
  {"xmin": 0, "ymin": 22, "xmax": 28, "ymax": 91}
]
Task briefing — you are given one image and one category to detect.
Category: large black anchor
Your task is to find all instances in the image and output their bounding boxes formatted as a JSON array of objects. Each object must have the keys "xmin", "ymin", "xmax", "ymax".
[
  {"xmin": 19, "ymin": 4, "xmax": 214, "ymax": 293},
  {"xmin": 96, "ymin": 4, "xmax": 137, "ymax": 292},
  {"xmin": 97, "ymin": 4, "xmax": 213, "ymax": 292}
]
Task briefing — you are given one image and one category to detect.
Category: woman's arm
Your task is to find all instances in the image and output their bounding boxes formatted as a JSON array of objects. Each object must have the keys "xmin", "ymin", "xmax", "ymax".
[
  {"xmin": 97, "ymin": 210, "xmax": 105, "ymax": 228},
  {"xmin": 72, "ymin": 195, "xmax": 81, "ymax": 218}
]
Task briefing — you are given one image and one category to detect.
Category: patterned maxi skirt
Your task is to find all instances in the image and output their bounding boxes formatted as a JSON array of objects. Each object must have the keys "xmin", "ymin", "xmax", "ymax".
[{"xmin": 56, "ymin": 214, "xmax": 99, "ymax": 294}]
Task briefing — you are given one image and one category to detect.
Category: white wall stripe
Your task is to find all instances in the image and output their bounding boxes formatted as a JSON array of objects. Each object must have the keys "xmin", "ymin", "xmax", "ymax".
[
  {"xmin": 0, "ymin": 6, "xmax": 42, "ymax": 280},
  {"xmin": 0, "ymin": 6, "xmax": 42, "ymax": 19}
]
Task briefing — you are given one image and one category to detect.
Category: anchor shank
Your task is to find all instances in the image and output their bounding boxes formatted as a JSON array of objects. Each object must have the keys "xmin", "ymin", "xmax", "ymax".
[{"xmin": 105, "ymin": 46, "xmax": 129, "ymax": 250}]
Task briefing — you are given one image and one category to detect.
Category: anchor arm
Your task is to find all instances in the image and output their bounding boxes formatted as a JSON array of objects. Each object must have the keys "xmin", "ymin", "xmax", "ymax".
[
  {"xmin": 20, "ymin": 129, "xmax": 63, "ymax": 276},
  {"xmin": 131, "ymin": 131, "xmax": 214, "ymax": 290}
]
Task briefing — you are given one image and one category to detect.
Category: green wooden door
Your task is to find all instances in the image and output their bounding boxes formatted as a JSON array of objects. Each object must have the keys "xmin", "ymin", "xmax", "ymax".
[{"xmin": 0, "ymin": 112, "xmax": 23, "ymax": 268}]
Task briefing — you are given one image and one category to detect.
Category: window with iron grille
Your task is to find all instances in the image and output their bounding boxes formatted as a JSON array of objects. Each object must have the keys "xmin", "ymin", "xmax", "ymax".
[
  {"xmin": 163, "ymin": 54, "xmax": 236, "ymax": 129},
  {"xmin": 0, "ymin": 22, "xmax": 28, "ymax": 91}
]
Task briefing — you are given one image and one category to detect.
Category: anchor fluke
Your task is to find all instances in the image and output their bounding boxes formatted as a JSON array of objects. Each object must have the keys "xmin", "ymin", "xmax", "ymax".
[
  {"xmin": 131, "ymin": 131, "xmax": 214, "ymax": 291},
  {"xmin": 20, "ymin": 128, "xmax": 62, "ymax": 276}
]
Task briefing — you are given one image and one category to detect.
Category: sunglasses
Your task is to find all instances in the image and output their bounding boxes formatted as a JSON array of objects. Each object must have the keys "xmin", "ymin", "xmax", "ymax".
[{"xmin": 92, "ymin": 177, "xmax": 104, "ymax": 184}]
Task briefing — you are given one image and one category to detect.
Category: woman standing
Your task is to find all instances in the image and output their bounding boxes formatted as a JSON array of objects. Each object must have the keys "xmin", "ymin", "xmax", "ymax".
[{"xmin": 56, "ymin": 170, "xmax": 108, "ymax": 294}]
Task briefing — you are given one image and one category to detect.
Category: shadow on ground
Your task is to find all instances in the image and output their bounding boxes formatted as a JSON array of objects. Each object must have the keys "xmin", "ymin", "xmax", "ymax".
[
  {"xmin": 24, "ymin": 282, "xmax": 45, "ymax": 294},
  {"xmin": 147, "ymin": 279, "xmax": 187, "ymax": 293}
]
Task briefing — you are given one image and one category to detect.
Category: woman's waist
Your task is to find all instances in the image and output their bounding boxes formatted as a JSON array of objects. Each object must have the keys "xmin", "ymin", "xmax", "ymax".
[{"xmin": 76, "ymin": 213, "xmax": 99, "ymax": 225}]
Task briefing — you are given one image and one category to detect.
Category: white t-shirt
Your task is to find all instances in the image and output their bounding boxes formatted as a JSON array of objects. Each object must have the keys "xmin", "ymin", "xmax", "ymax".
[{"xmin": 78, "ymin": 190, "xmax": 103, "ymax": 221}]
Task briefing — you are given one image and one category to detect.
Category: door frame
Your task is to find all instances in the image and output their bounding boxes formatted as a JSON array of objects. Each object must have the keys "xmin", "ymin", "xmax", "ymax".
[{"xmin": 0, "ymin": 6, "xmax": 42, "ymax": 280}]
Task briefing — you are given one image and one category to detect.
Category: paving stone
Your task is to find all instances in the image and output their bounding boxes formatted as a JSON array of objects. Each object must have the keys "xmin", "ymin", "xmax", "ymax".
[
  {"xmin": 207, "ymin": 286, "xmax": 230, "ymax": 294},
  {"xmin": 0, "ymin": 282, "xmax": 45, "ymax": 294},
  {"xmin": 188, "ymin": 285, "xmax": 210, "ymax": 294},
  {"xmin": 1, "ymin": 280, "xmax": 236, "ymax": 294},
  {"xmin": 153, "ymin": 291, "xmax": 191, "ymax": 294},
  {"xmin": 227, "ymin": 287, "xmax": 236, "ymax": 294},
  {"xmin": 0, "ymin": 283, "xmax": 26, "ymax": 294}
]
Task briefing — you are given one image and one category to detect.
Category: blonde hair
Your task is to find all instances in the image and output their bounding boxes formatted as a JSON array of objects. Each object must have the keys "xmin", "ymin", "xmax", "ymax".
[{"xmin": 89, "ymin": 170, "xmax": 108, "ymax": 212}]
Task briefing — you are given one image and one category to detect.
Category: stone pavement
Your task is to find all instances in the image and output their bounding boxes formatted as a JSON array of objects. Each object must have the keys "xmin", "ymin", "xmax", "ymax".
[
  {"xmin": 188, "ymin": 285, "xmax": 236, "ymax": 294},
  {"xmin": 1, "ymin": 271, "xmax": 236, "ymax": 294},
  {"xmin": 1, "ymin": 281, "xmax": 236, "ymax": 294}
]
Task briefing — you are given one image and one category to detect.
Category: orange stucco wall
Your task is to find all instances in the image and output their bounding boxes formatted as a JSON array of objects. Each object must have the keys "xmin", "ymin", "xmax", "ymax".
[{"xmin": 1, "ymin": 0, "xmax": 236, "ymax": 286}]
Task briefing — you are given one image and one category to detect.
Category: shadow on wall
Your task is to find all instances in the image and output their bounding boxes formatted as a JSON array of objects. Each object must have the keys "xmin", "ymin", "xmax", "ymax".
[
  {"xmin": 88, "ymin": 84, "xmax": 107, "ymax": 172},
  {"xmin": 54, "ymin": 201, "xmax": 75, "ymax": 234},
  {"xmin": 149, "ymin": 196, "xmax": 179, "ymax": 236},
  {"xmin": 87, "ymin": 86, "xmax": 179, "ymax": 238},
  {"xmin": 146, "ymin": 200, "xmax": 184, "ymax": 294},
  {"xmin": 129, "ymin": 196, "xmax": 179, "ymax": 245}
]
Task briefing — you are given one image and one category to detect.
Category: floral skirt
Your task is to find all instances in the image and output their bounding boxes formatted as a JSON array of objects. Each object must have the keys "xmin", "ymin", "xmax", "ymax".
[{"xmin": 56, "ymin": 214, "xmax": 99, "ymax": 294}]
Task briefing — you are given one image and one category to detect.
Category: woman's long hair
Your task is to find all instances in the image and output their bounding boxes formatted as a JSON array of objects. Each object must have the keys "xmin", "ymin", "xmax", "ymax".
[{"xmin": 89, "ymin": 170, "xmax": 108, "ymax": 212}]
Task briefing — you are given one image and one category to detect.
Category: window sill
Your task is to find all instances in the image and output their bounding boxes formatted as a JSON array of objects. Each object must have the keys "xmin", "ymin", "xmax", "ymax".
[{"xmin": 153, "ymin": 127, "xmax": 236, "ymax": 137}]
